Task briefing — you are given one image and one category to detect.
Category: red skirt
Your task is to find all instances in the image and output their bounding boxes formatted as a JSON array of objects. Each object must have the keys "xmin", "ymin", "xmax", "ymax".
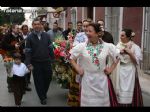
[
  {"xmin": 107, "ymin": 75, "xmax": 118, "ymax": 107},
  {"xmin": 132, "ymin": 69, "xmax": 143, "ymax": 107}
]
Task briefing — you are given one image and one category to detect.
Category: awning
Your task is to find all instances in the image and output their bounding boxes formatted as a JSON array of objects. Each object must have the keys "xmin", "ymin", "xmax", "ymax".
[{"xmin": 52, "ymin": 7, "xmax": 67, "ymax": 13}]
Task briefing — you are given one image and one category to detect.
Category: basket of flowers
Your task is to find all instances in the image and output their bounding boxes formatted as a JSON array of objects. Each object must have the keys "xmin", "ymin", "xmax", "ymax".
[{"xmin": 3, "ymin": 56, "xmax": 14, "ymax": 77}]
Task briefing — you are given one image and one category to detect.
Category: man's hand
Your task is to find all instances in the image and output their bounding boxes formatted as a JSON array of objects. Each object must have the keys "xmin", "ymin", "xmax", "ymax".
[
  {"xmin": 27, "ymin": 64, "xmax": 33, "ymax": 71},
  {"xmin": 15, "ymin": 43, "xmax": 20, "ymax": 49},
  {"xmin": 23, "ymin": 49, "xmax": 26, "ymax": 54},
  {"xmin": 78, "ymin": 68, "xmax": 84, "ymax": 76}
]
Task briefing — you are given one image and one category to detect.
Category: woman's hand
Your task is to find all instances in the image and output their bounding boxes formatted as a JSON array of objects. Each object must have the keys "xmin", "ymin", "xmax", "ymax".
[
  {"xmin": 120, "ymin": 49, "xmax": 125, "ymax": 54},
  {"xmin": 27, "ymin": 64, "xmax": 33, "ymax": 71},
  {"xmin": 78, "ymin": 68, "xmax": 84, "ymax": 76},
  {"xmin": 124, "ymin": 47, "xmax": 132, "ymax": 55},
  {"xmin": 104, "ymin": 67, "xmax": 112, "ymax": 75},
  {"xmin": 70, "ymin": 59, "xmax": 84, "ymax": 76}
]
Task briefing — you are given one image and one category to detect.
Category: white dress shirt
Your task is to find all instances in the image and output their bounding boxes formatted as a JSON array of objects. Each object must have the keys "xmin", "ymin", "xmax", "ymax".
[
  {"xmin": 12, "ymin": 63, "xmax": 29, "ymax": 77},
  {"xmin": 23, "ymin": 34, "xmax": 28, "ymax": 40},
  {"xmin": 22, "ymin": 33, "xmax": 28, "ymax": 46}
]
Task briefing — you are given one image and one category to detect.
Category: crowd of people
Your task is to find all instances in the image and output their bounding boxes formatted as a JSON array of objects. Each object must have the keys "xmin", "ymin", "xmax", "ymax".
[{"xmin": 0, "ymin": 17, "xmax": 143, "ymax": 107}]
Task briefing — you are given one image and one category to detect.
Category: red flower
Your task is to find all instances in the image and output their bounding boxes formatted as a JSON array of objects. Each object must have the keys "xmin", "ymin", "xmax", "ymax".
[
  {"xmin": 60, "ymin": 51, "xmax": 65, "ymax": 57},
  {"xmin": 94, "ymin": 53, "xmax": 96, "ymax": 57},
  {"xmin": 60, "ymin": 41, "xmax": 66, "ymax": 48},
  {"xmin": 95, "ymin": 59, "xmax": 99, "ymax": 65},
  {"xmin": 88, "ymin": 51, "xmax": 90, "ymax": 54},
  {"xmin": 60, "ymin": 47, "xmax": 65, "ymax": 51},
  {"xmin": 54, "ymin": 48, "xmax": 61, "ymax": 59}
]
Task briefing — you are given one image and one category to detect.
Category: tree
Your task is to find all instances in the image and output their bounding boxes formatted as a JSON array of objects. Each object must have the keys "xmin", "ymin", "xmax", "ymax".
[
  {"xmin": 0, "ymin": 9, "xmax": 6, "ymax": 25},
  {"xmin": 0, "ymin": 7, "xmax": 25, "ymax": 25}
]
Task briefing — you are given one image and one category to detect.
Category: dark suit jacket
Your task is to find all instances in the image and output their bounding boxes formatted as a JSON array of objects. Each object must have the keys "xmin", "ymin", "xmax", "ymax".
[{"xmin": 102, "ymin": 31, "xmax": 114, "ymax": 44}]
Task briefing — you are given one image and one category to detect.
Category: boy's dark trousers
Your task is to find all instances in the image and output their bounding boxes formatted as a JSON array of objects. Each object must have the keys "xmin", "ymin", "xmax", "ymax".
[
  {"xmin": 12, "ymin": 75, "xmax": 26, "ymax": 105},
  {"xmin": 32, "ymin": 60, "xmax": 52, "ymax": 101}
]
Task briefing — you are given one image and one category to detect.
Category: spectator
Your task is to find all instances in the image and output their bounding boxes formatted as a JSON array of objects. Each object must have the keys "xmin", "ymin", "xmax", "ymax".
[
  {"xmin": 47, "ymin": 22, "xmax": 62, "ymax": 42},
  {"xmin": 76, "ymin": 21, "xmax": 83, "ymax": 33},
  {"xmin": 43, "ymin": 22, "xmax": 50, "ymax": 32},
  {"xmin": 2, "ymin": 24, "xmax": 24, "ymax": 93},
  {"xmin": 63, "ymin": 22, "xmax": 76, "ymax": 40},
  {"xmin": 97, "ymin": 19, "xmax": 114, "ymax": 44}
]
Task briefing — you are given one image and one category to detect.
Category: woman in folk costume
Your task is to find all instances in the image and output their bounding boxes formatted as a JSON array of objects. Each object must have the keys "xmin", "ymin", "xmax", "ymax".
[
  {"xmin": 70, "ymin": 23, "xmax": 120, "ymax": 106},
  {"xmin": 67, "ymin": 19, "xmax": 90, "ymax": 107},
  {"xmin": 116, "ymin": 29, "xmax": 143, "ymax": 106}
]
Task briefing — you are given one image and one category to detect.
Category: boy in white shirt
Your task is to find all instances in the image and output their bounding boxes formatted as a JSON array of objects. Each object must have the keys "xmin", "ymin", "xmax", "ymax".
[{"xmin": 11, "ymin": 53, "xmax": 29, "ymax": 107}]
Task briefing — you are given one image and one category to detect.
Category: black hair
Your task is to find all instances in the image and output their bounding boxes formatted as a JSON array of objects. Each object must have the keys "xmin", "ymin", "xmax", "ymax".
[
  {"xmin": 32, "ymin": 18, "xmax": 41, "ymax": 25},
  {"xmin": 13, "ymin": 53, "xmax": 21, "ymax": 60},
  {"xmin": 21, "ymin": 25, "xmax": 28, "ymax": 30},
  {"xmin": 83, "ymin": 18, "xmax": 92, "ymax": 23},
  {"xmin": 77, "ymin": 21, "xmax": 82, "ymax": 24},
  {"xmin": 9, "ymin": 24, "xmax": 18, "ymax": 33},
  {"xmin": 88, "ymin": 23, "xmax": 102, "ymax": 33},
  {"xmin": 97, "ymin": 19, "xmax": 105, "ymax": 23},
  {"xmin": 122, "ymin": 28, "xmax": 133, "ymax": 40},
  {"xmin": 53, "ymin": 22, "xmax": 58, "ymax": 25},
  {"xmin": 11, "ymin": 24, "xmax": 18, "ymax": 30}
]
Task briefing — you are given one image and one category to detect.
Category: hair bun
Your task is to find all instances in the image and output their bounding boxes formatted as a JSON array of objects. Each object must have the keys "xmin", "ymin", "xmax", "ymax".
[{"xmin": 131, "ymin": 32, "xmax": 135, "ymax": 37}]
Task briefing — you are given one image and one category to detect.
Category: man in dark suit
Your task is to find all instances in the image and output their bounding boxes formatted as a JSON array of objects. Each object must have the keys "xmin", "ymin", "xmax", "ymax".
[{"xmin": 25, "ymin": 18, "xmax": 53, "ymax": 105}]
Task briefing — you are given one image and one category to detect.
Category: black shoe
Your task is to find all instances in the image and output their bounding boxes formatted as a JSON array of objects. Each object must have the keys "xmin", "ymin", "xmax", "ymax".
[
  {"xmin": 25, "ymin": 87, "xmax": 32, "ymax": 91},
  {"xmin": 41, "ymin": 99, "xmax": 47, "ymax": 105}
]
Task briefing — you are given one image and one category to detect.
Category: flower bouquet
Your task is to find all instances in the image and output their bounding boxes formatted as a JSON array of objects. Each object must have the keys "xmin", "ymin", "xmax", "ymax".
[
  {"xmin": 3, "ymin": 56, "xmax": 14, "ymax": 77},
  {"xmin": 52, "ymin": 34, "xmax": 73, "ymax": 89}
]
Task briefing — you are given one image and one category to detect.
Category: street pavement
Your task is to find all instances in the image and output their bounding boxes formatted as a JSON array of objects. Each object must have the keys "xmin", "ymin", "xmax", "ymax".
[{"xmin": 0, "ymin": 61, "xmax": 150, "ymax": 107}]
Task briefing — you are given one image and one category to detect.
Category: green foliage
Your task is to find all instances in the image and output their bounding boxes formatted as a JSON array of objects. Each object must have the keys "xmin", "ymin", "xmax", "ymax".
[{"xmin": 0, "ymin": 7, "xmax": 25, "ymax": 25}]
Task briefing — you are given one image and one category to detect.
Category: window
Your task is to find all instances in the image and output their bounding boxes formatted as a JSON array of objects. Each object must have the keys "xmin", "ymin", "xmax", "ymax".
[
  {"xmin": 87, "ymin": 7, "xmax": 93, "ymax": 20},
  {"xmin": 59, "ymin": 12, "xmax": 65, "ymax": 30},
  {"xmin": 71, "ymin": 7, "xmax": 77, "ymax": 29},
  {"xmin": 142, "ymin": 7, "xmax": 150, "ymax": 74},
  {"xmin": 105, "ymin": 7, "xmax": 120, "ymax": 45}
]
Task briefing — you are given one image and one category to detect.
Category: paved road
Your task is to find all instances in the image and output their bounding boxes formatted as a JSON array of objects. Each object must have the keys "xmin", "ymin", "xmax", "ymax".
[{"xmin": 0, "ymin": 62, "xmax": 150, "ymax": 107}]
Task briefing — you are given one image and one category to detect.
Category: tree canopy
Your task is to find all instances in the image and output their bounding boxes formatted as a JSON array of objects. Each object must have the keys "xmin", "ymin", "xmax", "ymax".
[{"xmin": 0, "ymin": 7, "xmax": 25, "ymax": 25}]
